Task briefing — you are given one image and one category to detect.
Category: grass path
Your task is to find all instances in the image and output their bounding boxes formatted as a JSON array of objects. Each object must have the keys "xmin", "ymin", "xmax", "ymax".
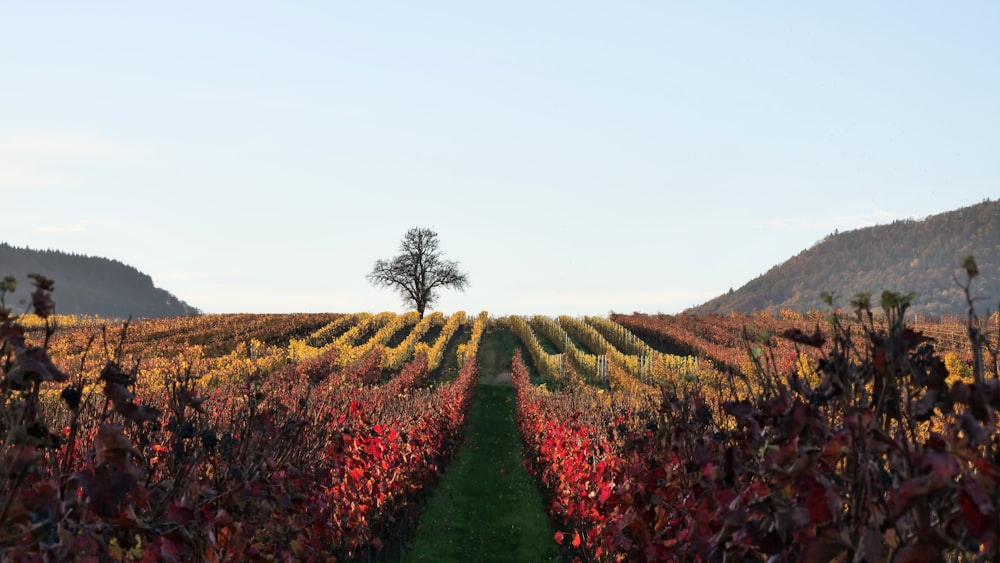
[{"xmin": 402, "ymin": 329, "xmax": 559, "ymax": 562}]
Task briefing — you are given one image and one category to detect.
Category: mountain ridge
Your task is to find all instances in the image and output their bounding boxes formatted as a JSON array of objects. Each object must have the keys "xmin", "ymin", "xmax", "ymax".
[
  {"xmin": 688, "ymin": 199, "xmax": 1000, "ymax": 317},
  {"xmin": 0, "ymin": 243, "xmax": 199, "ymax": 318}
]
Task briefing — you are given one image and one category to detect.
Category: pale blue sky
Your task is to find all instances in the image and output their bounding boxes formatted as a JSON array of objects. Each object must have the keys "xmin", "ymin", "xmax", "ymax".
[{"xmin": 1, "ymin": 2, "xmax": 996, "ymax": 315}]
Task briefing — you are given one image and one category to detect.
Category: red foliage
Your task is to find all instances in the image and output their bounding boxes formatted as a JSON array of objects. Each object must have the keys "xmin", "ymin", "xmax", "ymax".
[
  {"xmin": 0, "ymin": 279, "xmax": 478, "ymax": 561},
  {"xmin": 518, "ymin": 296, "xmax": 1000, "ymax": 561}
]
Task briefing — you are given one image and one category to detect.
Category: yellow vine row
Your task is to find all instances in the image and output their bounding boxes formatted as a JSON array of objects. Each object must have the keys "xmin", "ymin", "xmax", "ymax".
[
  {"xmin": 418, "ymin": 311, "xmax": 466, "ymax": 372},
  {"xmin": 456, "ymin": 311, "xmax": 489, "ymax": 368},
  {"xmin": 529, "ymin": 316, "xmax": 604, "ymax": 385},
  {"xmin": 499, "ymin": 316, "xmax": 563, "ymax": 382},
  {"xmin": 583, "ymin": 315, "xmax": 718, "ymax": 386},
  {"xmin": 306, "ymin": 313, "xmax": 361, "ymax": 347},
  {"xmin": 288, "ymin": 311, "xmax": 395, "ymax": 363},
  {"xmin": 337, "ymin": 311, "xmax": 420, "ymax": 368},
  {"xmin": 382, "ymin": 312, "xmax": 444, "ymax": 371}
]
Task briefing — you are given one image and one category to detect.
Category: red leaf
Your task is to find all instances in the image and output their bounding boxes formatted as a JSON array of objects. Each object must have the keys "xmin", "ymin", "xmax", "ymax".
[
  {"xmin": 819, "ymin": 431, "xmax": 850, "ymax": 466},
  {"xmin": 572, "ymin": 531, "xmax": 581, "ymax": 548},
  {"xmin": 844, "ymin": 408, "xmax": 874, "ymax": 432},
  {"xmin": 76, "ymin": 464, "xmax": 139, "ymax": 518},
  {"xmin": 874, "ymin": 349, "xmax": 886, "ymax": 373},
  {"xmin": 0, "ymin": 323, "xmax": 25, "ymax": 347},
  {"xmin": 959, "ymin": 489, "xmax": 995, "ymax": 539},
  {"xmin": 892, "ymin": 475, "xmax": 946, "ymax": 522},
  {"xmin": 157, "ymin": 533, "xmax": 194, "ymax": 563},
  {"xmin": 894, "ymin": 541, "xmax": 942, "ymax": 563},
  {"xmin": 598, "ymin": 484, "xmax": 612, "ymax": 503},
  {"xmin": 800, "ymin": 527, "xmax": 849, "ymax": 563},
  {"xmin": 802, "ymin": 477, "xmax": 834, "ymax": 524}
]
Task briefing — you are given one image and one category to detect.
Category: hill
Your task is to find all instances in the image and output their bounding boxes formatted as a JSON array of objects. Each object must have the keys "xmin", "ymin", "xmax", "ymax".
[
  {"xmin": 0, "ymin": 243, "xmax": 199, "ymax": 318},
  {"xmin": 689, "ymin": 199, "xmax": 1000, "ymax": 317}
]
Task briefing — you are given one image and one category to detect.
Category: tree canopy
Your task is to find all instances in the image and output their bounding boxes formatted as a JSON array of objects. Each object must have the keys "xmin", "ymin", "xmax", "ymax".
[{"xmin": 367, "ymin": 228, "xmax": 469, "ymax": 318}]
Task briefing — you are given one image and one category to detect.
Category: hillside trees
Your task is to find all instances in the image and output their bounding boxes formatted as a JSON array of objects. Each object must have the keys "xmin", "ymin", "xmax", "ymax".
[{"xmin": 691, "ymin": 199, "xmax": 1000, "ymax": 316}]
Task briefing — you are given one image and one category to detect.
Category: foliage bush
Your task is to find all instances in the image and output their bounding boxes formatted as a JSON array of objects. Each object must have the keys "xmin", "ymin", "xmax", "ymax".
[
  {"xmin": 517, "ymin": 261, "xmax": 1000, "ymax": 561},
  {"xmin": 0, "ymin": 275, "xmax": 478, "ymax": 561}
]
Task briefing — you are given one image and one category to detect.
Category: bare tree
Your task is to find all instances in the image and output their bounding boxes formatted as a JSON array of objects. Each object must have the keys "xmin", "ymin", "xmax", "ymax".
[{"xmin": 367, "ymin": 227, "xmax": 469, "ymax": 318}]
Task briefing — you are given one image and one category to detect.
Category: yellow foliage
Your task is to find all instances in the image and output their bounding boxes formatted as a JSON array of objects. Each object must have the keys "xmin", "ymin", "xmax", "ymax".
[
  {"xmin": 531, "ymin": 316, "xmax": 602, "ymax": 384},
  {"xmin": 288, "ymin": 338, "xmax": 321, "ymax": 362},
  {"xmin": 796, "ymin": 353, "xmax": 821, "ymax": 387},
  {"xmin": 414, "ymin": 342, "xmax": 431, "ymax": 358},
  {"xmin": 501, "ymin": 316, "xmax": 562, "ymax": 382},
  {"xmin": 944, "ymin": 352, "xmax": 973, "ymax": 384},
  {"xmin": 306, "ymin": 314, "xmax": 360, "ymax": 346},
  {"xmin": 606, "ymin": 354, "xmax": 657, "ymax": 397},
  {"xmin": 19, "ymin": 313, "xmax": 114, "ymax": 330},
  {"xmin": 780, "ymin": 309, "xmax": 804, "ymax": 321},
  {"xmin": 383, "ymin": 312, "xmax": 444, "ymax": 370},
  {"xmin": 336, "ymin": 312, "xmax": 413, "ymax": 367},
  {"xmin": 456, "ymin": 311, "xmax": 488, "ymax": 367},
  {"xmin": 426, "ymin": 311, "xmax": 466, "ymax": 371},
  {"xmin": 285, "ymin": 312, "xmax": 405, "ymax": 367}
]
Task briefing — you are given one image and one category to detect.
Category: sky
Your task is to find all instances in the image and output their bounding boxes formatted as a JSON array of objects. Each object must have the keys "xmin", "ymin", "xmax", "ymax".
[{"xmin": 1, "ymin": 2, "xmax": 997, "ymax": 316}]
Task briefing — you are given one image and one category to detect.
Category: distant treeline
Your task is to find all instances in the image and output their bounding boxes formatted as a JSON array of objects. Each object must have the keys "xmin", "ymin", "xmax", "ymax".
[
  {"xmin": 0, "ymin": 243, "xmax": 199, "ymax": 318},
  {"xmin": 690, "ymin": 199, "xmax": 1000, "ymax": 317}
]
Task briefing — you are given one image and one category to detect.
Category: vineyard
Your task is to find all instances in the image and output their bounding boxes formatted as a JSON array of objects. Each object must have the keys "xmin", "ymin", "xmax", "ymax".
[{"xmin": 3, "ymin": 276, "xmax": 1000, "ymax": 561}]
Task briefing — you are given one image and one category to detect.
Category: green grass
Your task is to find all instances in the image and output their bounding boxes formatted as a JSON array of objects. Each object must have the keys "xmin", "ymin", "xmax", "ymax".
[{"xmin": 402, "ymin": 329, "xmax": 559, "ymax": 563}]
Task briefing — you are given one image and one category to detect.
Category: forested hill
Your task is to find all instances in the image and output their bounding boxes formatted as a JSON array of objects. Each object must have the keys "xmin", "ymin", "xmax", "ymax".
[
  {"xmin": 0, "ymin": 244, "xmax": 199, "ymax": 318},
  {"xmin": 690, "ymin": 199, "xmax": 1000, "ymax": 317}
]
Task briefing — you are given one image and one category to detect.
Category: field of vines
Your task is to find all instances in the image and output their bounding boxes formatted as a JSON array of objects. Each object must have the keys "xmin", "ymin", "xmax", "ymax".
[
  {"xmin": 516, "ymin": 294, "xmax": 1000, "ymax": 561},
  {"xmin": 4, "ymin": 274, "xmax": 1000, "ymax": 561}
]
